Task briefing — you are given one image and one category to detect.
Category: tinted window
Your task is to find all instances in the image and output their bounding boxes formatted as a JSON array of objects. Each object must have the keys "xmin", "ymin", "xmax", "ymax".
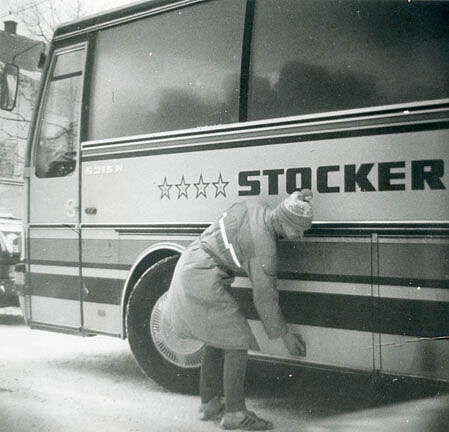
[
  {"xmin": 88, "ymin": 0, "xmax": 245, "ymax": 140},
  {"xmin": 248, "ymin": 0, "xmax": 449, "ymax": 120},
  {"xmin": 35, "ymin": 48, "xmax": 84, "ymax": 178}
]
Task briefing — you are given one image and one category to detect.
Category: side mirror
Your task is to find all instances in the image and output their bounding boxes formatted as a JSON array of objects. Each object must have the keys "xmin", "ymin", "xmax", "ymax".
[
  {"xmin": 1, "ymin": 63, "xmax": 19, "ymax": 111},
  {"xmin": 38, "ymin": 52, "xmax": 47, "ymax": 69}
]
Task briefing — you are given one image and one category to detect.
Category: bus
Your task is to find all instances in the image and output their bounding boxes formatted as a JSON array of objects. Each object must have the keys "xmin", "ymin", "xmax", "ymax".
[{"xmin": 2, "ymin": 0, "xmax": 448, "ymax": 393}]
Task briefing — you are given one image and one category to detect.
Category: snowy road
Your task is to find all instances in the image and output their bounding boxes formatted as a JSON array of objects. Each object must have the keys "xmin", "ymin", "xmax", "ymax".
[{"xmin": 1, "ymin": 307, "xmax": 448, "ymax": 432}]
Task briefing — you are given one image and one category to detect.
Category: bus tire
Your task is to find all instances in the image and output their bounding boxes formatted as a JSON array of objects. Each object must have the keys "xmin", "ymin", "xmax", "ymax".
[{"xmin": 126, "ymin": 255, "xmax": 202, "ymax": 394}]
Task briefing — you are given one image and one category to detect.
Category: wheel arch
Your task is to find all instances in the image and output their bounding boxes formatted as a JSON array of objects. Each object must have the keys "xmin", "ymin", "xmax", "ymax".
[{"xmin": 120, "ymin": 242, "xmax": 184, "ymax": 338}]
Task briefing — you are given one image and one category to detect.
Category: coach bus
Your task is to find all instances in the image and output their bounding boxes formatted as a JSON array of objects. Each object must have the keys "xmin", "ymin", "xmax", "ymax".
[{"xmin": 2, "ymin": 0, "xmax": 448, "ymax": 392}]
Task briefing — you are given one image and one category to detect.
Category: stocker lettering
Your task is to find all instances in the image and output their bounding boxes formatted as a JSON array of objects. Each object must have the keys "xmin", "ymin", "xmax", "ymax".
[{"xmin": 238, "ymin": 159, "xmax": 445, "ymax": 195}]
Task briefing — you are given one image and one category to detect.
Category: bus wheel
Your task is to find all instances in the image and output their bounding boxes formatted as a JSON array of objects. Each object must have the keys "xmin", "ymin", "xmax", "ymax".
[{"xmin": 126, "ymin": 255, "xmax": 204, "ymax": 394}]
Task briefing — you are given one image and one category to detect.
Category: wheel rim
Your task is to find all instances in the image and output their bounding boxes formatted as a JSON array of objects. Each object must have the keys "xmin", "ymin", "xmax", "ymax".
[{"xmin": 150, "ymin": 292, "xmax": 204, "ymax": 369}]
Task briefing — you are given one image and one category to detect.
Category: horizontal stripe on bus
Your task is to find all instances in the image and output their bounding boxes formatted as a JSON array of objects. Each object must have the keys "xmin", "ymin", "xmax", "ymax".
[
  {"xmin": 30, "ymin": 273, "xmax": 80, "ymax": 301},
  {"xmin": 280, "ymin": 274, "xmax": 449, "ymax": 289},
  {"xmin": 379, "ymin": 285, "xmax": 449, "ymax": 302},
  {"xmin": 83, "ymin": 277, "xmax": 122, "ymax": 304},
  {"xmin": 30, "ymin": 260, "xmax": 131, "ymax": 271},
  {"xmin": 30, "ymin": 239, "xmax": 79, "ymax": 262},
  {"xmin": 82, "ymin": 267, "xmax": 125, "ymax": 279},
  {"xmin": 28, "ymin": 231, "xmax": 447, "ymax": 290},
  {"xmin": 378, "ymin": 242, "xmax": 449, "ymax": 283},
  {"xmin": 80, "ymin": 107, "xmax": 448, "ymax": 151},
  {"xmin": 29, "ymin": 233, "xmax": 447, "ymax": 283},
  {"xmin": 231, "ymin": 288, "xmax": 449, "ymax": 338},
  {"xmin": 30, "ymin": 264, "xmax": 79, "ymax": 276},
  {"xmin": 30, "ymin": 238, "xmax": 119, "ymax": 266},
  {"xmin": 30, "ymin": 273, "xmax": 122, "ymax": 304},
  {"xmin": 279, "ymin": 240, "xmax": 448, "ymax": 287},
  {"xmin": 236, "ymin": 278, "xmax": 449, "ymax": 302},
  {"xmin": 29, "ymin": 230, "xmax": 79, "ymax": 239},
  {"xmin": 81, "ymin": 121, "xmax": 448, "ymax": 162},
  {"xmin": 27, "ymin": 223, "xmax": 449, "ymax": 238},
  {"xmin": 28, "ymin": 268, "xmax": 449, "ymax": 301},
  {"xmin": 30, "ymin": 222, "xmax": 443, "ymax": 235},
  {"xmin": 28, "ymin": 260, "xmax": 448, "ymax": 289},
  {"xmin": 234, "ymin": 277, "xmax": 371, "ymax": 297},
  {"xmin": 29, "ymin": 263, "xmax": 128, "ymax": 278},
  {"xmin": 29, "ymin": 272, "xmax": 448, "ymax": 336}
]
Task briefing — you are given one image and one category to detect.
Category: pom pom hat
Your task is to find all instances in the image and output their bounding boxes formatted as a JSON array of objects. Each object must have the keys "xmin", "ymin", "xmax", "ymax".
[
  {"xmin": 283, "ymin": 190, "xmax": 313, "ymax": 217},
  {"xmin": 272, "ymin": 190, "xmax": 313, "ymax": 238}
]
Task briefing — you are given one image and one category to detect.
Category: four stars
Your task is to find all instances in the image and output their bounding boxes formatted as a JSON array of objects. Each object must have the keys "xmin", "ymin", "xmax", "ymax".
[{"xmin": 159, "ymin": 173, "xmax": 229, "ymax": 200}]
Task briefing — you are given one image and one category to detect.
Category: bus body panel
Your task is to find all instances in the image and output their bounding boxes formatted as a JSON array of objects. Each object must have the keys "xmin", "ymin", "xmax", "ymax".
[
  {"xmin": 16, "ymin": 0, "xmax": 449, "ymax": 384},
  {"xmin": 28, "ymin": 228, "xmax": 81, "ymax": 328},
  {"xmin": 81, "ymin": 228, "xmax": 121, "ymax": 335},
  {"xmin": 377, "ymin": 235, "xmax": 449, "ymax": 381},
  {"xmin": 80, "ymin": 122, "xmax": 449, "ymax": 380},
  {"xmin": 81, "ymin": 127, "xmax": 449, "ymax": 225}
]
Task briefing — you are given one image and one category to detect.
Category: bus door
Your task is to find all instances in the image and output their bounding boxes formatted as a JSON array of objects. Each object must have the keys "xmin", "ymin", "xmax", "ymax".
[{"xmin": 27, "ymin": 43, "xmax": 86, "ymax": 330}]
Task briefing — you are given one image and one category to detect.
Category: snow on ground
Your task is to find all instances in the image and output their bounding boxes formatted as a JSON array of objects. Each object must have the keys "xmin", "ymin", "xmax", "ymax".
[{"xmin": 1, "ymin": 307, "xmax": 448, "ymax": 432}]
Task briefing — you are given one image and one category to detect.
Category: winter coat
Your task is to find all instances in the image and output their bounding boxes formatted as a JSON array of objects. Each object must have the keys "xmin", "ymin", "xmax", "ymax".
[{"xmin": 161, "ymin": 199, "xmax": 288, "ymax": 350}]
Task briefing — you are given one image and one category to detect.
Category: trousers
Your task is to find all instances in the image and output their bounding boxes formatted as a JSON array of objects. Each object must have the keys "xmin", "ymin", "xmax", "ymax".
[{"xmin": 200, "ymin": 345, "xmax": 248, "ymax": 413}]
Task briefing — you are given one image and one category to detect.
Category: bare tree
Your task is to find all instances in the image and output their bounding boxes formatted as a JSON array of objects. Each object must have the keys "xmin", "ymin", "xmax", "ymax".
[
  {"xmin": 0, "ymin": 69, "xmax": 39, "ymax": 177},
  {"xmin": 0, "ymin": 0, "xmax": 86, "ymax": 178},
  {"xmin": 4, "ymin": 0, "xmax": 86, "ymax": 42}
]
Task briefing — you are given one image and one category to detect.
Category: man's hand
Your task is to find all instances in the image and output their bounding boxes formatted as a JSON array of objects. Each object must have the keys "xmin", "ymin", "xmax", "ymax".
[{"xmin": 281, "ymin": 332, "xmax": 306, "ymax": 357}]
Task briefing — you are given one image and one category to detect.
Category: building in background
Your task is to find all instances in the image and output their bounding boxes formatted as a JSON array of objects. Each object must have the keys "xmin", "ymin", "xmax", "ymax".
[{"xmin": 0, "ymin": 177, "xmax": 23, "ymax": 217}]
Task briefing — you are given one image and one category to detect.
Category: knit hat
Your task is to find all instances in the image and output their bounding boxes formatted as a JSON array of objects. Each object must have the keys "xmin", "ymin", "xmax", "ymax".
[{"xmin": 274, "ymin": 190, "xmax": 313, "ymax": 234}]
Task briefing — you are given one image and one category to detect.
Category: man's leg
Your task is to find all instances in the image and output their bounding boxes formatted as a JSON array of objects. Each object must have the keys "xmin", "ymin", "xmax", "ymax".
[
  {"xmin": 200, "ymin": 345, "xmax": 224, "ymax": 404},
  {"xmin": 221, "ymin": 349, "xmax": 273, "ymax": 430},
  {"xmin": 223, "ymin": 349, "xmax": 247, "ymax": 412}
]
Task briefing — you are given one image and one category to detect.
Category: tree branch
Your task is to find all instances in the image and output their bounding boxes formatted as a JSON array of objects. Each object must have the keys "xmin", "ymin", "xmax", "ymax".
[{"xmin": 0, "ymin": 114, "xmax": 31, "ymax": 123}]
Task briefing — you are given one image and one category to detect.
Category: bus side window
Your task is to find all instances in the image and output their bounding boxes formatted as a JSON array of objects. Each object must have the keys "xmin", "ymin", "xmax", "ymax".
[
  {"xmin": 35, "ymin": 48, "xmax": 84, "ymax": 178},
  {"xmin": 87, "ymin": 0, "xmax": 246, "ymax": 141},
  {"xmin": 248, "ymin": 0, "xmax": 449, "ymax": 120}
]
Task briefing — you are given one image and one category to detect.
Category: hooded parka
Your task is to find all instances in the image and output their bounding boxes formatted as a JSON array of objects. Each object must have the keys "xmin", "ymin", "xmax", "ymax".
[{"xmin": 162, "ymin": 199, "xmax": 302, "ymax": 350}]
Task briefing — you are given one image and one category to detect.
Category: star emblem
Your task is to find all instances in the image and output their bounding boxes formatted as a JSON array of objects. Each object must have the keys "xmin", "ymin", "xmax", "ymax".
[
  {"xmin": 194, "ymin": 174, "xmax": 210, "ymax": 198},
  {"xmin": 212, "ymin": 173, "xmax": 229, "ymax": 198},
  {"xmin": 158, "ymin": 176, "xmax": 172, "ymax": 199},
  {"xmin": 176, "ymin": 175, "xmax": 191, "ymax": 199}
]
